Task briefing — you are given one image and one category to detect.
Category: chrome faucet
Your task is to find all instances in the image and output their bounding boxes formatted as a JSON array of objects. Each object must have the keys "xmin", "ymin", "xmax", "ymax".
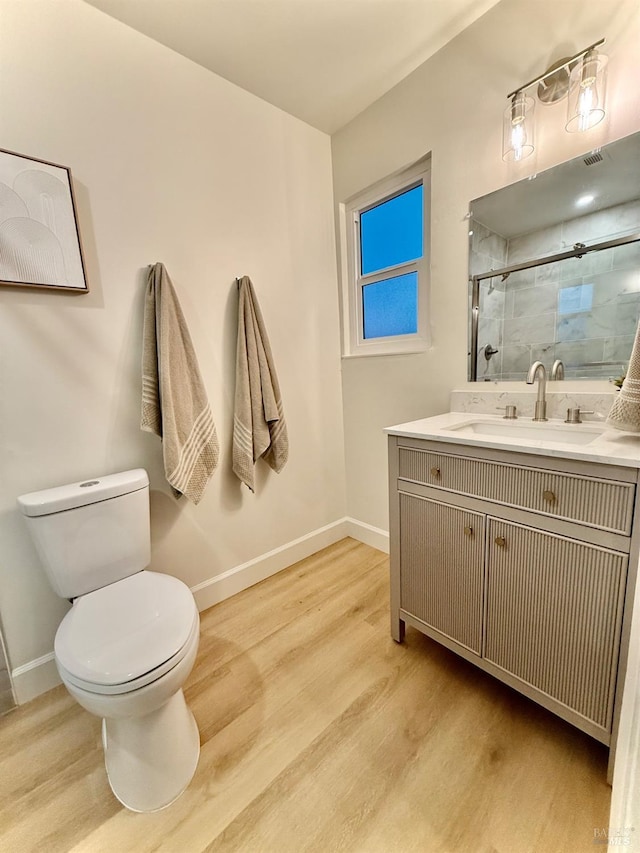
[
  {"xmin": 551, "ymin": 359, "xmax": 565, "ymax": 380},
  {"xmin": 526, "ymin": 361, "xmax": 548, "ymax": 421}
]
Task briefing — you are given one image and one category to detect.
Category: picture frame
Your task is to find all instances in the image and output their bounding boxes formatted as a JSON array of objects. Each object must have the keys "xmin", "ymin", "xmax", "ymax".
[{"xmin": 0, "ymin": 148, "xmax": 88, "ymax": 293}]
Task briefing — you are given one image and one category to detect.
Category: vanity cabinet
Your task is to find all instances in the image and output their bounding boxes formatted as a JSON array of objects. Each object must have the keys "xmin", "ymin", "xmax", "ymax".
[{"xmin": 389, "ymin": 435, "xmax": 640, "ymax": 754}]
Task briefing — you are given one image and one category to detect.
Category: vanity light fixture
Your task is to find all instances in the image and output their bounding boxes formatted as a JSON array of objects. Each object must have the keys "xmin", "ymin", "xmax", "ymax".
[
  {"xmin": 565, "ymin": 48, "xmax": 608, "ymax": 133},
  {"xmin": 502, "ymin": 91, "xmax": 535, "ymax": 162},
  {"xmin": 502, "ymin": 39, "xmax": 607, "ymax": 162}
]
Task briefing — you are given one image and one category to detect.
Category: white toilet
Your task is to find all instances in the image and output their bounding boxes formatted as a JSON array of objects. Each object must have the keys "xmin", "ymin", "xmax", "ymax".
[{"xmin": 18, "ymin": 469, "xmax": 201, "ymax": 813}]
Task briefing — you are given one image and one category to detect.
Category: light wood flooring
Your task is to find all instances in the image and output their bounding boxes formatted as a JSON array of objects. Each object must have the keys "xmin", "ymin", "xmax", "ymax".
[{"xmin": 0, "ymin": 538, "xmax": 611, "ymax": 853}]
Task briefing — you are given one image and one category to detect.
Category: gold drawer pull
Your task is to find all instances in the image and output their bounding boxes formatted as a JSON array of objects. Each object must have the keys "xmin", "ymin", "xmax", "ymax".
[
  {"xmin": 543, "ymin": 489, "xmax": 557, "ymax": 504},
  {"xmin": 464, "ymin": 526, "xmax": 473, "ymax": 537},
  {"xmin": 430, "ymin": 466, "xmax": 441, "ymax": 478},
  {"xmin": 495, "ymin": 536, "xmax": 506, "ymax": 547}
]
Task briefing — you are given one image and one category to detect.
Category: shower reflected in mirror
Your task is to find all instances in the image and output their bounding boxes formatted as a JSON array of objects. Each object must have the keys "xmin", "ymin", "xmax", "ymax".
[{"xmin": 469, "ymin": 131, "xmax": 640, "ymax": 381}]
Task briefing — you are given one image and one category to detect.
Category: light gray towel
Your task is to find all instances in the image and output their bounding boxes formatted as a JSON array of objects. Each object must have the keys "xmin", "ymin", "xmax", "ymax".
[
  {"xmin": 233, "ymin": 276, "xmax": 288, "ymax": 491},
  {"xmin": 607, "ymin": 318, "xmax": 640, "ymax": 432},
  {"xmin": 141, "ymin": 263, "xmax": 219, "ymax": 503}
]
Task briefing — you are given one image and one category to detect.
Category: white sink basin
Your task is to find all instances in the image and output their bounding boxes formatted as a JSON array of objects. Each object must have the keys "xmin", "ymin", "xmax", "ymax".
[{"xmin": 446, "ymin": 419, "xmax": 606, "ymax": 446}]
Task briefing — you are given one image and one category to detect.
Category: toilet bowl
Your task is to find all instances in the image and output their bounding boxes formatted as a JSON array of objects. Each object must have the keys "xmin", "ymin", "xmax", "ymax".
[
  {"xmin": 18, "ymin": 470, "xmax": 201, "ymax": 812},
  {"xmin": 55, "ymin": 570, "xmax": 201, "ymax": 812}
]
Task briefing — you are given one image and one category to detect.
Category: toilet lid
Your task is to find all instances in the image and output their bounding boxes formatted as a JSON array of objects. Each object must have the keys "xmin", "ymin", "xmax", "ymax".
[{"xmin": 55, "ymin": 571, "xmax": 198, "ymax": 687}]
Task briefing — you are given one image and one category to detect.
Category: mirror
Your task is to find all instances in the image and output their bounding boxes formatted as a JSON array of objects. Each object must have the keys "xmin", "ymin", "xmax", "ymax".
[{"xmin": 469, "ymin": 131, "xmax": 640, "ymax": 382}]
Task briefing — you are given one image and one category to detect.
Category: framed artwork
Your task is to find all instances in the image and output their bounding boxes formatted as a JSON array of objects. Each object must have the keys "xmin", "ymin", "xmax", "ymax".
[{"xmin": 0, "ymin": 148, "xmax": 88, "ymax": 292}]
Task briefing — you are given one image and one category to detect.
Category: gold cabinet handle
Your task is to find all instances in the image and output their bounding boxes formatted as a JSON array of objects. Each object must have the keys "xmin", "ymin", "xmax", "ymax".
[
  {"xmin": 543, "ymin": 489, "xmax": 556, "ymax": 504},
  {"xmin": 495, "ymin": 536, "xmax": 506, "ymax": 547},
  {"xmin": 430, "ymin": 466, "xmax": 441, "ymax": 478},
  {"xmin": 464, "ymin": 526, "xmax": 473, "ymax": 537}
]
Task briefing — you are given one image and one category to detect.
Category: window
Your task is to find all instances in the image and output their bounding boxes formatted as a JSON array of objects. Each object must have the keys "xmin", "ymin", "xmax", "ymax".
[
  {"xmin": 341, "ymin": 160, "xmax": 430, "ymax": 356},
  {"xmin": 558, "ymin": 283, "xmax": 594, "ymax": 314}
]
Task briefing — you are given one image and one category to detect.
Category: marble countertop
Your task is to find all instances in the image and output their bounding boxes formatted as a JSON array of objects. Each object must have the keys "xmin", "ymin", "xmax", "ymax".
[{"xmin": 385, "ymin": 411, "xmax": 640, "ymax": 469}]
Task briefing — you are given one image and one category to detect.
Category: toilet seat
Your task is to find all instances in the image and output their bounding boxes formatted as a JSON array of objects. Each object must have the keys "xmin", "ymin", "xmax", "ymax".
[{"xmin": 55, "ymin": 571, "xmax": 199, "ymax": 695}]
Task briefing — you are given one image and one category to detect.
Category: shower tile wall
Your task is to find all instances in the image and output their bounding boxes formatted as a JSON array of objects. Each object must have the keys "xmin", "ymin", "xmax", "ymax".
[
  {"xmin": 471, "ymin": 200, "xmax": 640, "ymax": 381},
  {"xmin": 470, "ymin": 223, "xmax": 507, "ymax": 380}
]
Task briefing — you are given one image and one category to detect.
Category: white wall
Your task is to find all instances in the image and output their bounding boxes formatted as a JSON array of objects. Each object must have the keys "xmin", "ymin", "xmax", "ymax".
[
  {"xmin": 0, "ymin": 0, "xmax": 346, "ymax": 700},
  {"xmin": 332, "ymin": 0, "xmax": 640, "ymax": 532}
]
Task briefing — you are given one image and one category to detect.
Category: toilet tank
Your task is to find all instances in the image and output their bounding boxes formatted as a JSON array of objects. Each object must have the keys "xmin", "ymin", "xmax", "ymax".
[{"xmin": 18, "ymin": 469, "xmax": 151, "ymax": 599}]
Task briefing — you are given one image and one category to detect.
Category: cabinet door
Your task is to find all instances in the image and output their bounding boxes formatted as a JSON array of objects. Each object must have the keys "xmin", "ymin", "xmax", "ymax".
[
  {"xmin": 399, "ymin": 493, "xmax": 485, "ymax": 654},
  {"xmin": 485, "ymin": 518, "xmax": 627, "ymax": 730}
]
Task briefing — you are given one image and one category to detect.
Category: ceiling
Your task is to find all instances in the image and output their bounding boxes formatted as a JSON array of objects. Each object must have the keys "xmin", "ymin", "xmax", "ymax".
[
  {"xmin": 472, "ymin": 131, "xmax": 640, "ymax": 239},
  {"xmin": 83, "ymin": 0, "xmax": 501, "ymax": 134}
]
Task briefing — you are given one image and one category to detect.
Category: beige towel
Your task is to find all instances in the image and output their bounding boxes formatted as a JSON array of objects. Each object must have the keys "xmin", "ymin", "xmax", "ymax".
[
  {"xmin": 607, "ymin": 318, "xmax": 640, "ymax": 432},
  {"xmin": 141, "ymin": 263, "xmax": 219, "ymax": 503},
  {"xmin": 233, "ymin": 276, "xmax": 288, "ymax": 491}
]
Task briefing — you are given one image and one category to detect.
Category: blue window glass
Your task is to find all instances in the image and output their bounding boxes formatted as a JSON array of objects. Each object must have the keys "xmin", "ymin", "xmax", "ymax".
[
  {"xmin": 360, "ymin": 184, "xmax": 423, "ymax": 275},
  {"xmin": 362, "ymin": 273, "xmax": 418, "ymax": 339},
  {"xmin": 558, "ymin": 283, "xmax": 594, "ymax": 314}
]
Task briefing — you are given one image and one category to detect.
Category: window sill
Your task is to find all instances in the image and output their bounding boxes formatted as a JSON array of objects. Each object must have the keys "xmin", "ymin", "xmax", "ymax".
[{"xmin": 341, "ymin": 343, "xmax": 429, "ymax": 359}]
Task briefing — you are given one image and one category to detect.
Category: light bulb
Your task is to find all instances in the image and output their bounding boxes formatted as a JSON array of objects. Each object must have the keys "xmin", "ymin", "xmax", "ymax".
[
  {"xmin": 511, "ymin": 121, "xmax": 526, "ymax": 161},
  {"xmin": 503, "ymin": 91, "xmax": 534, "ymax": 162},
  {"xmin": 578, "ymin": 84, "xmax": 597, "ymax": 131},
  {"xmin": 577, "ymin": 52, "xmax": 599, "ymax": 131},
  {"xmin": 566, "ymin": 49, "xmax": 607, "ymax": 133}
]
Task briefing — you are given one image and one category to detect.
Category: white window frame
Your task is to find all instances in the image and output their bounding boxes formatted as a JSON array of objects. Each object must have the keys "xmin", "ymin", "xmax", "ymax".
[{"xmin": 340, "ymin": 159, "xmax": 431, "ymax": 358}]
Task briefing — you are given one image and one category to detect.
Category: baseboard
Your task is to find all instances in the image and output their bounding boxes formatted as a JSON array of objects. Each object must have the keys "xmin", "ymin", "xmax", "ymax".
[
  {"xmin": 0, "ymin": 668, "xmax": 17, "ymax": 716},
  {"xmin": 12, "ymin": 652, "xmax": 60, "ymax": 705},
  {"xmin": 344, "ymin": 517, "xmax": 389, "ymax": 553},
  {"xmin": 11, "ymin": 516, "xmax": 387, "ymax": 705},
  {"xmin": 191, "ymin": 518, "xmax": 351, "ymax": 612}
]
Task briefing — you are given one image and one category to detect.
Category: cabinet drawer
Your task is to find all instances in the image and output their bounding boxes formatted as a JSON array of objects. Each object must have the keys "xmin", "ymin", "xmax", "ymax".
[{"xmin": 398, "ymin": 447, "xmax": 635, "ymax": 534}]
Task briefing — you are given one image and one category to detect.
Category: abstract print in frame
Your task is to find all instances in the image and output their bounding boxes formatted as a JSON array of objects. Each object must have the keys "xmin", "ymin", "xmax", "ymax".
[{"xmin": 0, "ymin": 148, "xmax": 88, "ymax": 292}]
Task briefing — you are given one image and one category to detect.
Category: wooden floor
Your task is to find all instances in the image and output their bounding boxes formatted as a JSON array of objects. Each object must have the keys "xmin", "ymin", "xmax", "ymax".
[{"xmin": 0, "ymin": 539, "xmax": 611, "ymax": 853}]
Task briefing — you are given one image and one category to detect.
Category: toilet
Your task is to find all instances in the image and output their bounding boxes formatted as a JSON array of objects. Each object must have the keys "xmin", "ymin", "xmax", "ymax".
[{"xmin": 17, "ymin": 469, "xmax": 200, "ymax": 813}]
